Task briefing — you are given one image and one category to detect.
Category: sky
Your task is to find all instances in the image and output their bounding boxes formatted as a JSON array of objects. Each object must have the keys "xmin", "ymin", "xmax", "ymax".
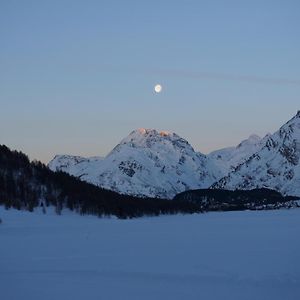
[{"xmin": 1, "ymin": 0, "xmax": 300, "ymax": 163}]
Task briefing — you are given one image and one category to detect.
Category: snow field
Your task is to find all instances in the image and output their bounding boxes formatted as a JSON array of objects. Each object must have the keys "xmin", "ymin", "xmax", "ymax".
[{"xmin": 1, "ymin": 207, "xmax": 300, "ymax": 300}]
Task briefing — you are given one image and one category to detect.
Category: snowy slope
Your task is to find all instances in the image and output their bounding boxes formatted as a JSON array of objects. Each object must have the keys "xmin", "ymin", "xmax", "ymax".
[
  {"xmin": 208, "ymin": 134, "xmax": 269, "ymax": 175},
  {"xmin": 213, "ymin": 111, "xmax": 300, "ymax": 196},
  {"xmin": 1, "ymin": 206, "xmax": 300, "ymax": 300},
  {"xmin": 49, "ymin": 129, "xmax": 223, "ymax": 199},
  {"xmin": 48, "ymin": 155, "xmax": 104, "ymax": 179}
]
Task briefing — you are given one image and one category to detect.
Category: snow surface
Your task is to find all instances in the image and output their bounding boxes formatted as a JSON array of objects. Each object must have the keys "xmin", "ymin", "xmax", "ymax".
[{"xmin": 1, "ymin": 206, "xmax": 300, "ymax": 300}]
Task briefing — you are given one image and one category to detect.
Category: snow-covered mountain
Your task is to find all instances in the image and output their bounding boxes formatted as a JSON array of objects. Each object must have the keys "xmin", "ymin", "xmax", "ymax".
[
  {"xmin": 49, "ymin": 112, "xmax": 300, "ymax": 198},
  {"xmin": 208, "ymin": 134, "xmax": 269, "ymax": 176},
  {"xmin": 212, "ymin": 111, "xmax": 300, "ymax": 196},
  {"xmin": 49, "ymin": 129, "xmax": 223, "ymax": 199}
]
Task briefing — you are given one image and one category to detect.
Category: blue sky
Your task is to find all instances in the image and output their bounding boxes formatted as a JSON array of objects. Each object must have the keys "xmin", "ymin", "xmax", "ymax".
[{"xmin": 1, "ymin": 0, "xmax": 300, "ymax": 162}]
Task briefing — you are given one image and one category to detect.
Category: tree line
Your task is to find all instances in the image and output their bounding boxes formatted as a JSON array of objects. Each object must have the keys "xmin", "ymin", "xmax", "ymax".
[
  {"xmin": 174, "ymin": 188, "xmax": 300, "ymax": 211},
  {"xmin": 0, "ymin": 145, "xmax": 200, "ymax": 218}
]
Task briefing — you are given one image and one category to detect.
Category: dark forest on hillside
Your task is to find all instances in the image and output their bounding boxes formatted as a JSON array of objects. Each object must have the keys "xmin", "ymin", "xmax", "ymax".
[
  {"xmin": 174, "ymin": 188, "xmax": 300, "ymax": 211},
  {"xmin": 0, "ymin": 145, "xmax": 200, "ymax": 218}
]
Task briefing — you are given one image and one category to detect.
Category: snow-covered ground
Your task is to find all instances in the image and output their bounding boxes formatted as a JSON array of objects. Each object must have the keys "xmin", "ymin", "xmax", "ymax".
[{"xmin": 1, "ymin": 207, "xmax": 299, "ymax": 300}]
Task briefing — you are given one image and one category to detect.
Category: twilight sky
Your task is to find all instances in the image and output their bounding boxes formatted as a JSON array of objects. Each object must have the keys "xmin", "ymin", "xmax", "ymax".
[{"xmin": 1, "ymin": 0, "xmax": 300, "ymax": 163}]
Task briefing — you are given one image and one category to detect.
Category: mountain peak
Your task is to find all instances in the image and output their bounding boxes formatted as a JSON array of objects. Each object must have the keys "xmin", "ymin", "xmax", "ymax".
[
  {"xmin": 285, "ymin": 111, "xmax": 300, "ymax": 125},
  {"xmin": 120, "ymin": 128, "xmax": 180, "ymax": 148},
  {"xmin": 160, "ymin": 130, "xmax": 171, "ymax": 137},
  {"xmin": 236, "ymin": 134, "xmax": 261, "ymax": 148},
  {"xmin": 109, "ymin": 128, "xmax": 196, "ymax": 157},
  {"xmin": 132, "ymin": 128, "xmax": 172, "ymax": 137},
  {"xmin": 248, "ymin": 134, "xmax": 261, "ymax": 141}
]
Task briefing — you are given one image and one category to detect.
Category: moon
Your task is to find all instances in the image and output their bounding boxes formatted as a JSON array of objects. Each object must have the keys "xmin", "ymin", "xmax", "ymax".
[{"xmin": 154, "ymin": 84, "xmax": 162, "ymax": 93}]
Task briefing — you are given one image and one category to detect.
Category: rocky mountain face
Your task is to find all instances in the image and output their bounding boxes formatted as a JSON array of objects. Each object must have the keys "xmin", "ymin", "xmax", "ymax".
[
  {"xmin": 208, "ymin": 134, "xmax": 269, "ymax": 176},
  {"xmin": 212, "ymin": 111, "xmax": 300, "ymax": 196},
  {"xmin": 49, "ymin": 129, "xmax": 223, "ymax": 199}
]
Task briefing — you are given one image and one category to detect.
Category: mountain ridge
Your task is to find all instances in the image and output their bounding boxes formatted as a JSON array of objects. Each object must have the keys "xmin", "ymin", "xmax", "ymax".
[
  {"xmin": 49, "ymin": 111, "xmax": 300, "ymax": 198},
  {"xmin": 212, "ymin": 111, "xmax": 300, "ymax": 196},
  {"xmin": 49, "ymin": 128, "xmax": 223, "ymax": 198},
  {"xmin": 48, "ymin": 128, "xmax": 265, "ymax": 199}
]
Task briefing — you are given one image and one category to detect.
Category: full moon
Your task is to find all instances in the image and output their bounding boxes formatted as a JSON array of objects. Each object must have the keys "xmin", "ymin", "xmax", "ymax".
[{"xmin": 154, "ymin": 84, "xmax": 162, "ymax": 93}]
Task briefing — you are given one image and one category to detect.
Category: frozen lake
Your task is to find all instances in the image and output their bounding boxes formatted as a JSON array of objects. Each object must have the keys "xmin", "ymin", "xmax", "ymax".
[{"xmin": 1, "ymin": 207, "xmax": 300, "ymax": 300}]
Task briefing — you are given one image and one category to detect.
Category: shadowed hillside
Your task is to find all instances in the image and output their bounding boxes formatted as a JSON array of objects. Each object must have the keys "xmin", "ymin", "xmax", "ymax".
[
  {"xmin": 174, "ymin": 188, "xmax": 300, "ymax": 212},
  {"xmin": 0, "ymin": 145, "xmax": 200, "ymax": 218}
]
